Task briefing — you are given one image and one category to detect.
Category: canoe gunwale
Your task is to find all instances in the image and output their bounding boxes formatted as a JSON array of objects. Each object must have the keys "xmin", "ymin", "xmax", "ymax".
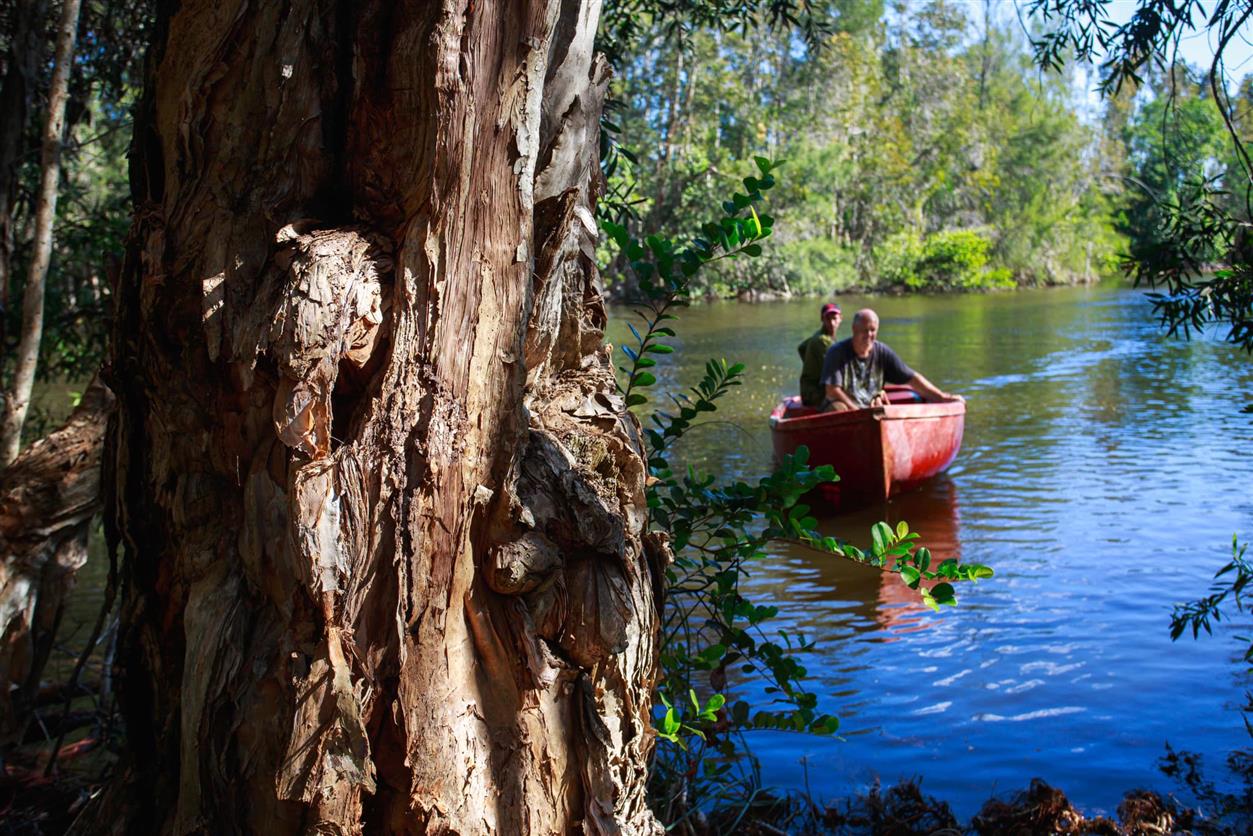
[{"xmin": 769, "ymin": 400, "xmax": 965, "ymax": 434}]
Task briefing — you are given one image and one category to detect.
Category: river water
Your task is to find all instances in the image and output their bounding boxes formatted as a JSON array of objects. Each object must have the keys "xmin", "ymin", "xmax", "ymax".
[{"xmin": 608, "ymin": 285, "xmax": 1253, "ymax": 819}]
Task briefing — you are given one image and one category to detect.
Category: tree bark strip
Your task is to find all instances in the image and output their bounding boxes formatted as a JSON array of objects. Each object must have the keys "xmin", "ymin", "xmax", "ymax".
[
  {"xmin": 87, "ymin": 1, "xmax": 662, "ymax": 833},
  {"xmin": 0, "ymin": 0, "xmax": 83, "ymax": 465}
]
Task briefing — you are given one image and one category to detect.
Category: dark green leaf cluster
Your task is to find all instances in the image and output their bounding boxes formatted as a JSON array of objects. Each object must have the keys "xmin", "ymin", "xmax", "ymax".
[
  {"xmin": 1026, "ymin": 0, "xmax": 1214, "ymax": 96},
  {"xmin": 1028, "ymin": 1, "xmax": 1253, "ymax": 377},
  {"xmin": 651, "ymin": 445, "xmax": 844, "ymax": 757},
  {"xmin": 1126, "ymin": 180, "xmax": 1253, "ymax": 354},
  {"xmin": 598, "ymin": 102, "xmax": 645, "ymax": 227},
  {"xmin": 1170, "ymin": 535, "xmax": 1253, "ymax": 665}
]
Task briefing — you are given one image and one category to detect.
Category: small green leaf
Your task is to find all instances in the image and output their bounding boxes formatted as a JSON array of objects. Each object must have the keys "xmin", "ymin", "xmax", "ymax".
[
  {"xmin": 871, "ymin": 522, "xmax": 890, "ymax": 556},
  {"xmin": 931, "ymin": 582, "xmax": 957, "ymax": 605},
  {"xmin": 811, "ymin": 714, "xmax": 839, "ymax": 734}
]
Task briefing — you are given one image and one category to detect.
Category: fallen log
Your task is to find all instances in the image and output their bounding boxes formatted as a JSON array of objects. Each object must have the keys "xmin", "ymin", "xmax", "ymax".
[{"xmin": 0, "ymin": 377, "xmax": 113, "ymax": 742}]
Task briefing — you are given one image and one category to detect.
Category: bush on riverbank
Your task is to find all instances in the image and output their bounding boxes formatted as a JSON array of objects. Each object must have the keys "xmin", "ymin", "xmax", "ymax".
[{"xmin": 875, "ymin": 229, "xmax": 1016, "ymax": 292}]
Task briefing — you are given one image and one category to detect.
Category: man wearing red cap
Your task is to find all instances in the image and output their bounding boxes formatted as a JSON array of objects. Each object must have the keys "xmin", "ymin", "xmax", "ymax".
[{"xmin": 797, "ymin": 302, "xmax": 842, "ymax": 406}]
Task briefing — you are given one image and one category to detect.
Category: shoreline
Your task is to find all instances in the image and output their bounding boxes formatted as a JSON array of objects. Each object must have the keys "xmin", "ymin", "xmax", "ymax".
[{"xmin": 604, "ymin": 275, "xmax": 1121, "ymax": 306}]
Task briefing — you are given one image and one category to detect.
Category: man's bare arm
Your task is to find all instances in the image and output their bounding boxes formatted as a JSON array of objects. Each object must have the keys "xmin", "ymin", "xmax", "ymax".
[{"xmin": 908, "ymin": 372, "xmax": 962, "ymax": 403}]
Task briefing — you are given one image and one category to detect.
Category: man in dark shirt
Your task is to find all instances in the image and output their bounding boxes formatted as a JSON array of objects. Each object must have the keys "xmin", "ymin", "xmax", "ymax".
[
  {"xmin": 797, "ymin": 302, "xmax": 842, "ymax": 406},
  {"xmin": 820, "ymin": 308, "xmax": 962, "ymax": 410}
]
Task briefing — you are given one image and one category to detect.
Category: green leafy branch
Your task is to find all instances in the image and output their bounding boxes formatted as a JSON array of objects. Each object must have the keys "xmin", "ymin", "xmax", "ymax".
[
  {"xmin": 604, "ymin": 155, "xmax": 779, "ymax": 409},
  {"xmin": 653, "ymin": 444, "xmax": 994, "ymax": 744},
  {"xmin": 643, "ymin": 358, "xmax": 744, "ymax": 473},
  {"xmin": 797, "ymin": 516, "xmax": 995, "ymax": 612},
  {"xmin": 1170, "ymin": 535, "xmax": 1253, "ymax": 737},
  {"xmin": 655, "ymin": 689, "xmax": 727, "ymax": 749},
  {"xmin": 1171, "ymin": 534, "xmax": 1253, "ymax": 663}
]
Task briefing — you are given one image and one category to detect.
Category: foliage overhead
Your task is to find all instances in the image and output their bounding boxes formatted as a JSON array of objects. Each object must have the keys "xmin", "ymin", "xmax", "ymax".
[{"xmin": 1029, "ymin": 0, "xmax": 1253, "ymax": 357}]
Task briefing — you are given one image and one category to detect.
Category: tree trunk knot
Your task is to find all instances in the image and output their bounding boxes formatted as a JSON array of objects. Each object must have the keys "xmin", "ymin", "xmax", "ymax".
[{"xmin": 264, "ymin": 226, "xmax": 392, "ymax": 459}]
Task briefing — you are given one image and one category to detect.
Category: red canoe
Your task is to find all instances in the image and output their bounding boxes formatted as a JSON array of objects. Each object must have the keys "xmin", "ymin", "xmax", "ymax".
[{"xmin": 769, "ymin": 385, "xmax": 965, "ymax": 506}]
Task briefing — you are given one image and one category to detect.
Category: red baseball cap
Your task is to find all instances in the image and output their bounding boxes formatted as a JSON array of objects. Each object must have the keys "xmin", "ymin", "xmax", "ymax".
[{"xmin": 821, "ymin": 303, "xmax": 841, "ymax": 317}]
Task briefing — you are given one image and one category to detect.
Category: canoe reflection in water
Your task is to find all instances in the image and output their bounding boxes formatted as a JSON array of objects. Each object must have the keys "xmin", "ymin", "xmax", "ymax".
[{"xmin": 782, "ymin": 477, "xmax": 964, "ymax": 637}]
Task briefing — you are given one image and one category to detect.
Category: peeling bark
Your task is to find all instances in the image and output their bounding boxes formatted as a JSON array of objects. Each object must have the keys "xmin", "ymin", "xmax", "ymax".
[
  {"xmin": 88, "ymin": 1, "xmax": 662, "ymax": 833},
  {"xmin": 0, "ymin": 377, "xmax": 113, "ymax": 742}
]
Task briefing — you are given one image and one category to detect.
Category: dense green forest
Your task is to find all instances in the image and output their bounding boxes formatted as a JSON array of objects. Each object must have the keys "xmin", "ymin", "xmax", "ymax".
[
  {"xmin": 0, "ymin": 0, "xmax": 145, "ymax": 444},
  {"xmin": 602, "ymin": 0, "xmax": 1248, "ymax": 299}
]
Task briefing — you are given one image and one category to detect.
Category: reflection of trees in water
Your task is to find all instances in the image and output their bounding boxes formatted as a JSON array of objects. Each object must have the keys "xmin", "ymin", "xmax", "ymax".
[{"xmin": 761, "ymin": 477, "xmax": 964, "ymax": 638}]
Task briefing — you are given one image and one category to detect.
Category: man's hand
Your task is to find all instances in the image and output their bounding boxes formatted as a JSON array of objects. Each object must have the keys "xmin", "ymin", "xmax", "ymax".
[
  {"xmin": 824, "ymin": 384, "xmax": 861, "ymax": 412},
  {"xmin": 908, "ymin": 372, "xmax": 962, "ymax": 405},
  {"xmin": 870, "ymin": 391, "xmax": 889, "ymax": 407}
]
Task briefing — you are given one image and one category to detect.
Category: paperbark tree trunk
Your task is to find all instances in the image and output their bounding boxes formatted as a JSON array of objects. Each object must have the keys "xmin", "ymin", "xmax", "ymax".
[
  {"xmin": 0, "ymin": 0, "xmax": 82, "ymax": 466},
  {"xmin": 88, "ymin": 1, "xmax": 663, "ymax": 833}
]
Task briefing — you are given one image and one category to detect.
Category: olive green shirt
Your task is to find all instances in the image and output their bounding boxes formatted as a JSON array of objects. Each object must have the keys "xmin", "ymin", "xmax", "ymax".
[{"xmin": 797, "ymin": 330, "xmax": 834, "ymax": 407}]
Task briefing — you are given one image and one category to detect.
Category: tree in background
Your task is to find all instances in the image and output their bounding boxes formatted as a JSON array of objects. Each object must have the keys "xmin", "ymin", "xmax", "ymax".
[
  {"xmin": 1120, "ymin": 63, "xmax": 1229, "ymax": 266},
  {"xmin": 0, "ymin": 0, "xmax": 83, "ymax": 465},
  {"xmin": 603, "ymin": 0, "xmax": 1122, "ymax": 299},
  {"xmin": 0, "ymin": 0, "xmax": 148, "ymax": 459},
  {"xmin": 0, "ymin": 0, "xmax": 47, "ymax": 336}
]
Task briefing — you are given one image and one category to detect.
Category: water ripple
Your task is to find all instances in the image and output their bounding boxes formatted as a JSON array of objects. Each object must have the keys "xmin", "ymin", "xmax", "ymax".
[{"xmin": 609, "ymin": 287, "xmax": 1253, "ymax": 819}]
